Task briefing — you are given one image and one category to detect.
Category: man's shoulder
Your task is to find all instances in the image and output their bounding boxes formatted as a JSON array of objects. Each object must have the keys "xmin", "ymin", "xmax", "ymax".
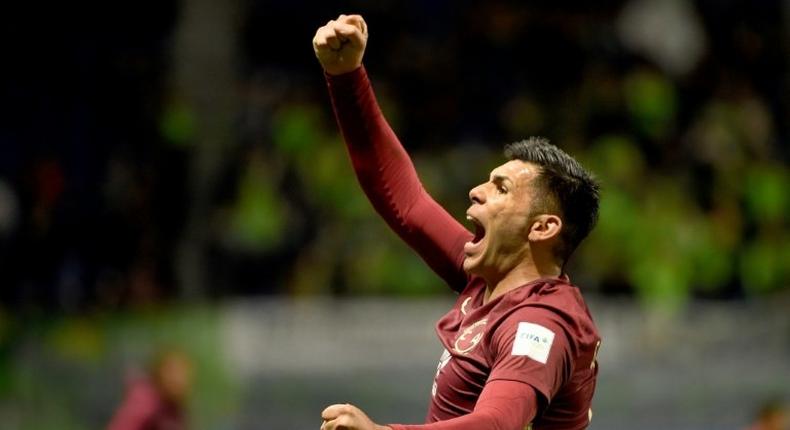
[{"xmin": 488, "ymin": 279, "xmax": 599, "ymax": 346}]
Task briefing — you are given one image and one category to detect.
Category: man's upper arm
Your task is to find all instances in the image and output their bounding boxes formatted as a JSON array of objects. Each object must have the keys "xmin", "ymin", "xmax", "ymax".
[
  {"xmin": 487, "ymin": 308, "xmax": 574, "ymax": 404},
  {"xmin": 473, "ymin": 379, "xmax": 539, "ymax": 426}
]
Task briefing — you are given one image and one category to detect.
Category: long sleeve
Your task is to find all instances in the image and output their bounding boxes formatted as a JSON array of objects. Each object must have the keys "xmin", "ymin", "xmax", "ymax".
[
  {"xmin": 326, "ymin": 67, "xmax": 472, "ymax": 291},
  {"xmin": 388, "ymin": 380, "xmax": 538, "ymax": 430}
]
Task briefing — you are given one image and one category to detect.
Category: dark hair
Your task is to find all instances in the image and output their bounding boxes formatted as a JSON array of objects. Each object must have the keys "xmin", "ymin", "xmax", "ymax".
[{"xmin": 504, "ymin": 137, "xmax": 600, "ymax": 265}]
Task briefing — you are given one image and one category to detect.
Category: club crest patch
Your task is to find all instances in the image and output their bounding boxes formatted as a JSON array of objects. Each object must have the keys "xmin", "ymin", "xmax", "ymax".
[
  {"xmin": 512, "ymin": 322, "xmax": 554, "ymax": 364},
  {"xmin": 454, "ymin": 319, "xmax": 487, "ymax": 354},
  {"xmin": 460, "ymin": 297, "xmax": 472, "ymax": 315}
]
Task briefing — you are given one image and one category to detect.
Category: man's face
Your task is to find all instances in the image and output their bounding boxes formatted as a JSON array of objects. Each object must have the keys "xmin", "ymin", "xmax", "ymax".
[{"xmin": 463, "ymin": 159, "xmax": 541, "ymax": 279}]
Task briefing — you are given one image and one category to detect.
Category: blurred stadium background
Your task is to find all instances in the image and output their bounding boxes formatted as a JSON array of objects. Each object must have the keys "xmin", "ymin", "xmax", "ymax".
[{"xmin": 0, "ymin": 0, "xmax": 788, "ymax": 429}]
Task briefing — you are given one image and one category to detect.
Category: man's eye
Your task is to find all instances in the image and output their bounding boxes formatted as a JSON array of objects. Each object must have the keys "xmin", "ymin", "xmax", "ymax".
[{"xmin": 497, "ymin": 186, "xmax": 507, "ymax": 194}]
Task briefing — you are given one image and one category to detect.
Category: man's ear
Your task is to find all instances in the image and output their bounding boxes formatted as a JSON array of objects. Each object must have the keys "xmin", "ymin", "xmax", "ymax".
[{"xmin": 527, "ymin": 214, "xmax": 562, "ymax": 243}]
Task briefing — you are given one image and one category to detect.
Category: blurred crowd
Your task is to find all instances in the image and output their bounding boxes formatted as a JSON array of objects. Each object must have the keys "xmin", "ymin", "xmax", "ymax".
[{"xmin": 0, "ymin": 0, "xmax": 787, "ymax": 313}]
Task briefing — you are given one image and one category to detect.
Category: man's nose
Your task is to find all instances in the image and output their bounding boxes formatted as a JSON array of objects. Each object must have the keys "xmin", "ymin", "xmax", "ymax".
[{"xmin": 469, "ymin": 185, "xmax": 485, "ymax": 204}]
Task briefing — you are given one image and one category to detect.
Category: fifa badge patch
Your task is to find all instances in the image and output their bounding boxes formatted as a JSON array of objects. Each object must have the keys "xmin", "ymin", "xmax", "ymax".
[{"xmin": 512, "ymin": 322, "xmax": 554, "ymax": 364}]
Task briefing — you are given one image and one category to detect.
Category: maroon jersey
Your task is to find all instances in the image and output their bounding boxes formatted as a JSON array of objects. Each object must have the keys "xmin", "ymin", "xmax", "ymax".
[
  {"xmin": 429, "ymin": 276, "xmax": 600, "ymax": 429},
  {"xmin": 326, "ymin": 67, "xmax": 600, "ymax": 429}
]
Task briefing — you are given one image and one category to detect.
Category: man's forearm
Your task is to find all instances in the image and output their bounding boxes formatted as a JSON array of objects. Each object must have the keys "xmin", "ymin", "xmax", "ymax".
[
  {"xmin": 389, "ymin": 406, "xmax": 526, "ymax": 430},
  {"xmin": 389, "ymin": 380, "xmax": 538, "ymax": 430},
  {"xmin": 326, "ymin": 67, "xmax": 421, "ymax": 215},
  {"xmin": 326, "ymin": 67, "xmax": 471, "ymax": 288}
]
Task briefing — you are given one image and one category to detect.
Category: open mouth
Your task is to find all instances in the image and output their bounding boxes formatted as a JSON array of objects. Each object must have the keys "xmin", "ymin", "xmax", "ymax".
[{"xmin": 467, "ymin": 215, "xmax": 486, "ymax": 244}]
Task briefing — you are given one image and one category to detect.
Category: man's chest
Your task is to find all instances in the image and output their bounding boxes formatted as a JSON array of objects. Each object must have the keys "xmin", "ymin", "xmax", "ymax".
[{"xmin": 429, "ymin": 303, "xmax": 496, "ymax": 419}]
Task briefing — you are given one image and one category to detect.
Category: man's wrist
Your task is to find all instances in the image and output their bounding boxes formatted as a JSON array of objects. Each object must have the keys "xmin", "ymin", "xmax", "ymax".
[
  {"xmin": 325, "ymin": 64, "xmax": 363, "ymax": 77},
  {"xmin": 324, "ymin": 64, "xmax": 363, "ymax": 76},
  {"xmin": 324, "ymin": 65, "xmax": 366, "ymax": 89}
]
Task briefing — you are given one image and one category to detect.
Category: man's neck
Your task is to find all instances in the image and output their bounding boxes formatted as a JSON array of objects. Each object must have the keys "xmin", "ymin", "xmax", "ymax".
[{"xmin": 482, "ymin": 260, "xmax": 562, "ymax": 304}]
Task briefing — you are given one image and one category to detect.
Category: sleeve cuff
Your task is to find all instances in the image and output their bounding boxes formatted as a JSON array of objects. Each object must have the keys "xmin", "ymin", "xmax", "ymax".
[{"xmin": 324, "ymin": 65, "xmax": 367, "ymax": 89}]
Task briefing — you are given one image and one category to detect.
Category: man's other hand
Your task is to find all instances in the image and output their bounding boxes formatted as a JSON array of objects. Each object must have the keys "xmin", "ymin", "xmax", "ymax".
[
  {"xmin": 312, "ymin": 14, "xmax": 368, "ymax": 75},
  {"xmin": 320, "ymin": 403, "xmax": 391, "ymax": 430}
]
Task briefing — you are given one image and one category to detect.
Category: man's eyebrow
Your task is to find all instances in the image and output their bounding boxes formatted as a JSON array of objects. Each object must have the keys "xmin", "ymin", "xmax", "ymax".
[{"xmin": 490, "ymin": 174, "xmax": 513, "ymax": 185}]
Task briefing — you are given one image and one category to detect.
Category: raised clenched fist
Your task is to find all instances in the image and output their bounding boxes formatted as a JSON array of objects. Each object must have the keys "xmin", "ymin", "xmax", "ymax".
[{"xmin": 312, "ymin": 14, "xmax": 368, "ymax": 75}]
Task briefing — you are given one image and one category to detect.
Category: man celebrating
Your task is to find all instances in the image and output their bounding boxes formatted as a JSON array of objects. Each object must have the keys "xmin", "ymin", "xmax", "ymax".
[{"xmin": 313, "ymin": 14, "xmax": 602, "ymax": 430}]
